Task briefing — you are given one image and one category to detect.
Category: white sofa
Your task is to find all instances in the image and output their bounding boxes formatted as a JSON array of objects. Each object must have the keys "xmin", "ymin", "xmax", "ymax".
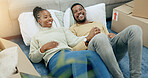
[{"xmin": 0, "ymin": 0, "xmax": 131, "ymax": 38}]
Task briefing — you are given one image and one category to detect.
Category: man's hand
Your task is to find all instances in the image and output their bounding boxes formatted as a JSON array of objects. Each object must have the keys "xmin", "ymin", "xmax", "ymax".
[
  {"xmin": 40, "ymin": 41, "xmax": 59, "ymax": 53},
  {"xmin": 108, "ymin": 33, "xmax": 116, "ymax": 38},
  {"xmin": 86, "ymin": 27, "xmax": 100, "ymax": 41},
  {"xmin": 84, "ymin": 27, "xmax": 100, "ymax": 46}
]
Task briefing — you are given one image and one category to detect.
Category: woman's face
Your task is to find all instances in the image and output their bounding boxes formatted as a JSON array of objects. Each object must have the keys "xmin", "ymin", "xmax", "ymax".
[{"xmin": 38, "ymin": 10, "xmax": 53, "ymax": 28}]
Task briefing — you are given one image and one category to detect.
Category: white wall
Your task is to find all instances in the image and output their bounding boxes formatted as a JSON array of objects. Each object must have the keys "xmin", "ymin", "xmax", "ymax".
[{"xmin": 0, "ymin": 0, "xmax": 14, "ymax": 38}]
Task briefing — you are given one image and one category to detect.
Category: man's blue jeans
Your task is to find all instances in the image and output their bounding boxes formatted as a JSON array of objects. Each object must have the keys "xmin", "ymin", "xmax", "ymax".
[{"xmin": 48, "ymin": 50, "xmax": 111, "ymax": 78}]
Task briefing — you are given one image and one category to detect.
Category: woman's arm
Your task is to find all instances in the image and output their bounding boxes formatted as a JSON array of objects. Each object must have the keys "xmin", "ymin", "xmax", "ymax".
[
  {"xmin": 64, "ymin": 28, "xmax": 85, "ymax": 47},
  {"xmin": 29, "ymin": 37, "xmax": 45, "ymax": 63},
  {"xmin": 40, "ymin": 41, "xmax": 59, "ymax": 53}
]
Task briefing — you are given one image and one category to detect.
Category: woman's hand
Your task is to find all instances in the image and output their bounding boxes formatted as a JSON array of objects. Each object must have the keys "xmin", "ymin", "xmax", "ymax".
[
  {"xmin": 40, "ymin": 41, "xmax": 59, "ymax": 53},
  {"xmin": 108, "ymin": 33, "xmax": 116, "ymax": 38}
]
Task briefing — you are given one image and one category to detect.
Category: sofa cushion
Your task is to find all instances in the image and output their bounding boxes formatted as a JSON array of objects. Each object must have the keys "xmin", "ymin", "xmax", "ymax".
[
  {"xmin": 8, "ymin": 0, "xmax": 60, "ymax": 20},
  {"xmin": 60, "ymin": 0, "xmax": 131, "ymax": 11}
]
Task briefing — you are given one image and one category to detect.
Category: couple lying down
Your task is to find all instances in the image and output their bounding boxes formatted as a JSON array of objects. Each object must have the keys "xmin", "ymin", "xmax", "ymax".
[{"xmin": 29, "ymin": 3, "xmax": 142, "ymax": 78}]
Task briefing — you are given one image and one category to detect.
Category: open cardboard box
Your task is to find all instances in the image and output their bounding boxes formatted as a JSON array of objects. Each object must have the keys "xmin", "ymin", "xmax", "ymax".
[
  {"xmin": 0, "ymin": 38, "xmax": 40, "ymax": 78},
  {"xmin": 111, "ymin": 1, "xmax": 148, "ymax": 48}
]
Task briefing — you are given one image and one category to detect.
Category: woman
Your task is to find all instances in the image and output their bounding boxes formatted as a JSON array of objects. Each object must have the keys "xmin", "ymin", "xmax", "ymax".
[{"xmin": 29, "ymin": 6, "xmax": 111, "ymax": 78}]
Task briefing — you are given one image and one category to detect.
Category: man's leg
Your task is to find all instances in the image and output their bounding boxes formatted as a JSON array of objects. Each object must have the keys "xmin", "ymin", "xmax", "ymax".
[
  {"xmin": 110, "ymin": 25, "xmax": 142, "ymax": 78},
  {"xmin": 88, "ymin": 33, "xmax": 124, "ymax": 78}
]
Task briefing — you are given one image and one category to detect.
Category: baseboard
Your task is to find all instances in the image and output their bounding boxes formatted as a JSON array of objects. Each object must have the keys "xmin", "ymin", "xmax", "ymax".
[{"xmin": 3, "ymin": 35, "xmax": 22, "ymax": 40}]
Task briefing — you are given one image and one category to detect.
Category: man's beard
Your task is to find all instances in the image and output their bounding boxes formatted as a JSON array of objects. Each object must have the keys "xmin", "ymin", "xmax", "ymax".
[{"xmin": 77, "ymin": 17, "xmax": 86, "ymax": 23}]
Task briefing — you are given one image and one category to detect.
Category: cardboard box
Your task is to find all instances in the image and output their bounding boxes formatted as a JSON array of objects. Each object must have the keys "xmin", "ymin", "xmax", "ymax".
[
  {"xmin": 0, "ymin": 38, "xmax": 40, "ymax": 78},
  {"xmin": 133, "ymin": 0, "xmax": 148, "ymax": 18},
  {"xmin": 111, "ymin": 1, "xmax": 148, "ymax": 48}
]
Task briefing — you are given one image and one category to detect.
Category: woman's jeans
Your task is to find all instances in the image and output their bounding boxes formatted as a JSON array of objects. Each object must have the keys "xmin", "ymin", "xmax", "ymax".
[{"xmin": 48, "ymin": 50, "xmax": 111, "ymax": 78}]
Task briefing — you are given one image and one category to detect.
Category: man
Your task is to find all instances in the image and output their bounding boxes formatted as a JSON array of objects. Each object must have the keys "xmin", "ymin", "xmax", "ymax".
[{"xmin": 70, "ymin": 3, "xmax": 142, "ymax": 78}]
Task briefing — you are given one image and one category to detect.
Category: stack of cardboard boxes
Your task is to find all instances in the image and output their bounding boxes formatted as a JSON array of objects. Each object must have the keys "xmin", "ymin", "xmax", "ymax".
[
  {"xmin": 0, "ymin": 38, "xmax": 40, "ymax": 78},
  {"xmin": 111, "ymin": 0, "xmax": 148, "ymax": 48}
]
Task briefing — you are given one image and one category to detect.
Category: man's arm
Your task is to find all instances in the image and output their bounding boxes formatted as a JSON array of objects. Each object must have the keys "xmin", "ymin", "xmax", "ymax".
[
  {"xmin": 108, "ymin": 33, "xmax": 116, "ymax": 38},
  {"xmin": 101, "ymin": 24, "xmax": 116, "ymax": 38},
  {"xmin": 70, "ymin": 27, "xmax": 101, "ymax": 51},
  {"xmin": 72, "ymin": 40, "xmax": 88, "ymax": 51},
  {"xmin": 70, "ymin": 26, "xmax": 88, "ymax": 50}
]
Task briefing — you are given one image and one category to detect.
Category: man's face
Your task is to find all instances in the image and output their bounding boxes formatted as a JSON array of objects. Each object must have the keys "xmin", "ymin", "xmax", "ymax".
[{"xmin": 72, "ymin": 5, "xmax": 86, "ymax": 23}]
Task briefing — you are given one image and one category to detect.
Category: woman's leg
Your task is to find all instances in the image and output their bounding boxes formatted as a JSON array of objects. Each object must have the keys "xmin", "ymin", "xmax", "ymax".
[
  {"xmin": 49, "ymin": 50, "xmax": 110, "ymax": 78},
  {"xmin": 49, "ymin": 50, "xmax": 88, "ymax": 78},
  {"xmin": 78, "ymin": 50, "xmax": 111, "ymax": 78},
  {"xmin": 48, "ymin": 50, "xmax": 72, "ymax": 78}
]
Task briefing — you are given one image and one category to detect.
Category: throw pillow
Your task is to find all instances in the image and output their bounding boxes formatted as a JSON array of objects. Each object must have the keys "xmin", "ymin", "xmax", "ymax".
[{"xmin": 18, "ymin": 10, "xmax": 64, "ymax": 46}]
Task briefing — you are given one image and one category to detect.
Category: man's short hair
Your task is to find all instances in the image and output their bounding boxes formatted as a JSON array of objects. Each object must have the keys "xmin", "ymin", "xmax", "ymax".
[{"xmin": 71, "ymin": 3, "xmax": 85, "ymax": 12}]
